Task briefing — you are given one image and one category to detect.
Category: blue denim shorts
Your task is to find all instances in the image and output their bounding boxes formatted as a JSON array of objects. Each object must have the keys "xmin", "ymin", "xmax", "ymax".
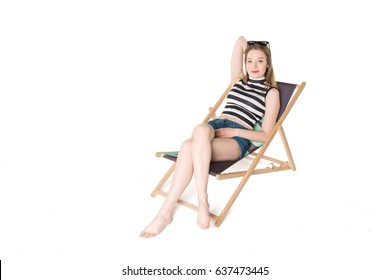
[{"xmin": 207, "ymin": 118, "xmax": 250, "ymax": 159}]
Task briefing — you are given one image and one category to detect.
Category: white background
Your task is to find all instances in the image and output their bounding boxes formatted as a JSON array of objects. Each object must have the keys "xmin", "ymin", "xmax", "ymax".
[{"xmin": 1, "ymin": 0, "xmax": 389, "ymax": 279}]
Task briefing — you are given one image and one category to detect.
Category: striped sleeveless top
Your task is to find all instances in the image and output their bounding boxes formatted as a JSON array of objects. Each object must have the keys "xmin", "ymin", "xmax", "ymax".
[{"xmin": 221, "ymin": 78, "xmax": 273, "ymax": 128}]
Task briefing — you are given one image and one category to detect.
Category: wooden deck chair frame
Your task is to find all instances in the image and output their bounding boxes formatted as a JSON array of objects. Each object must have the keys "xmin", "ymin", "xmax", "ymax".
[{"xmin": 151, "ymin": 81, "xmax": 306, "ymax": 227}]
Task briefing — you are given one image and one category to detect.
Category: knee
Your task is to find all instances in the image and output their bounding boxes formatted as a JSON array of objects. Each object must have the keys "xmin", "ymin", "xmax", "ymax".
[
  {"xmin": 192, "ymin": 124, "xmax": 214, "ymax": 140},
  {"xmin": 180, "ymin": 139, "xmax": 193, "ymax": 154}
]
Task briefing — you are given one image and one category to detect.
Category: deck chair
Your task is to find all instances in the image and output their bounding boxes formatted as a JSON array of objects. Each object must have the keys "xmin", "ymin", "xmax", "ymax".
[{"xmin": 151, "ymin": 81, "xmax": 306, "ymax": 227}]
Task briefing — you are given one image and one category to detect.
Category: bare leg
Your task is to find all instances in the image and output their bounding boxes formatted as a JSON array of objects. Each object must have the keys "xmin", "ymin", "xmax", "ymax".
[
  {"xmin": 140, "ymin": 139, "xmax": 195, "ymax": 238},
  {"xmin": 191, "ymin": 125, "xmax": 243, "ymax": 229},
  {"xmin": 191, "ymin": 124, "xmax": 214, "ymax": 229},
  {"xmin": 140, "ymin": 124, "xmax": 241, "ymax": 237}
]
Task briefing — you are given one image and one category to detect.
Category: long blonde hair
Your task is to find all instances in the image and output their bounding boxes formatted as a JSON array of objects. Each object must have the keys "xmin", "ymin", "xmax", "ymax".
[{"xmin": 243, "ymin": 43, "xmax": 277, "ymax": 88}]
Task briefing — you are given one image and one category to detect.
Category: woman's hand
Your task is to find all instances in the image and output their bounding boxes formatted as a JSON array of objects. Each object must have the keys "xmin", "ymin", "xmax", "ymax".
[{"xmin": 214, "ymin": 128, "xmax": 238, "ymax": 138}]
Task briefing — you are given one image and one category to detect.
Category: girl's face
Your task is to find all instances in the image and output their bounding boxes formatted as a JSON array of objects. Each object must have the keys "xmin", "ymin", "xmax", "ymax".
[{"xmin": 245, "ymin": 49, "xmax": 268, "ymax": 79}]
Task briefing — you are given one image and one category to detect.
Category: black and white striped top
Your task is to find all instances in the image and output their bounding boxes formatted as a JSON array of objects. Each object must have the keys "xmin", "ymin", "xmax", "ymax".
[{"xmin": 221, "ymin": 78, "xmax": 273, "ymax": 128}]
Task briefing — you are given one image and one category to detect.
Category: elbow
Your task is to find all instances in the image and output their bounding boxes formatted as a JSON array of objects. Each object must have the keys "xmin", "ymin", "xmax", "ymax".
[
  {"xmin": 261, "ymin": 132, "xmax": 271, "ymax": 142},
  {"xmin": 237, "ymin": 36, "xmax": 247, "ymax": 49},
  {"xmin": 237, "ymin": 36, "xmax": 246, "ymax": 42},
  {"xmin": 259, "ymin": 128, "xmax": 275, "ymax": 142}
]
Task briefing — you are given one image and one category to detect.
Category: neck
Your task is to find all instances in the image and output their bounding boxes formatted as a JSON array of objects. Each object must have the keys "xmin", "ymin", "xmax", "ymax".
[
  {"xmin": 248, "ymin": 76, "xmax": 265, "ymax": 83},
  {"xmin": 248, "ymin": 76, "xmax": 265, "ymax": 80}
]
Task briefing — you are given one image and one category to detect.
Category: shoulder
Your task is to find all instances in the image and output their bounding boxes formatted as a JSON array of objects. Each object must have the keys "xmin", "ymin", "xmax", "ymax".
[
  {"xmin": 265, "ymin": 87, "xmax": 280, "ymax": 107},
  {"xmin": 266, "ymin": 87, "xmax": 279, "ymax": 98}
]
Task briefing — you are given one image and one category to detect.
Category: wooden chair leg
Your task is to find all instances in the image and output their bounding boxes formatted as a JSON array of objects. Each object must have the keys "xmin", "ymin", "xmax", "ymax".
[
  {"xmin": 214, "ymin": 171, "xmax": 252, "ymax": 227},
  {"xmin": 279, "ymin": 126, "xmax": 296, "ymax": 170}
]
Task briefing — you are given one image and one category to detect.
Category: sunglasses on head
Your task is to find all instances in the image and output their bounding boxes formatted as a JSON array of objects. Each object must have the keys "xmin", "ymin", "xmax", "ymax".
[
  {"xmin": 247, "ymin": 40, "xmax": 271, "ymax": 55},
  {"xmin": 247, "ymin": 40, "xmax": 270, "ymax": 47}
]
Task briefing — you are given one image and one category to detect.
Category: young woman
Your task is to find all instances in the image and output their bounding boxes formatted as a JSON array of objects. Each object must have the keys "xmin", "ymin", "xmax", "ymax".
[{"xmin": 140, "ymin": 36, "xmax": 280, "ymax": 238}]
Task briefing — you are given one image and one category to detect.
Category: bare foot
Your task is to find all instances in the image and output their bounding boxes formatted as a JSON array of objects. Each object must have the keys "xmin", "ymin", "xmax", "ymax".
[
  {"xmin": 197, "ymin": 202, "xmax": 210, "ymax": 230},
  {"xmin": 140, "ymin": 214, "xmax": 173, "ymax": 238}
]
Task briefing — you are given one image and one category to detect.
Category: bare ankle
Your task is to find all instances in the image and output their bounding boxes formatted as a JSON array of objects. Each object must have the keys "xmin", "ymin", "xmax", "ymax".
[
  {"xmin": 197, "ymin": 202, "xmax": 211, "ymax": 230},
  {"xmin": 156, "ymin": 210, "xmax": 173, "ymax": 221},
  {"xmin": 198, "ymin": 196, "xmax": 209, "ymax": 206}
]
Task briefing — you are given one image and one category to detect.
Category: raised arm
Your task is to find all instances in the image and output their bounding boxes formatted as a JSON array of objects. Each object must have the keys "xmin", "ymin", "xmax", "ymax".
[{"xmin": 230, "ymin": 36, "xmax": 248, "ymax": 85}]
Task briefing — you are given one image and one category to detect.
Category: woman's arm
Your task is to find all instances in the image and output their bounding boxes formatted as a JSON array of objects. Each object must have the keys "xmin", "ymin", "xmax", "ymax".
[
  {"xmin": 215, "ymin": 88, "xmax": 280, "ymax": 142},
  {"xmin": 230, "ymin": 36, "xmax": 247, "ymax": 85}
]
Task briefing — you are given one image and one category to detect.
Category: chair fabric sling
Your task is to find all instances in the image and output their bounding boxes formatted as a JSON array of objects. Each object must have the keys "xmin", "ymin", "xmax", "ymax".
[{"xmin": 151, "ymin": 81, "xmax": 306, "ymax": 227}]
